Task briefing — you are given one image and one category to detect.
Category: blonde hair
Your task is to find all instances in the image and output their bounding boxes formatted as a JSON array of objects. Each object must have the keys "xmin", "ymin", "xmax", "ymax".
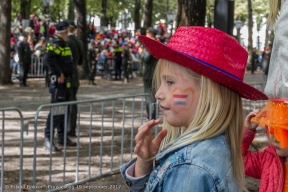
[
  {"xmin": 153, "ymin": 59, "xmax": 246, "ymax": 191},
  {"xmin": 267, "ymin": 0, "xmax": 281, "ymax": 26}
]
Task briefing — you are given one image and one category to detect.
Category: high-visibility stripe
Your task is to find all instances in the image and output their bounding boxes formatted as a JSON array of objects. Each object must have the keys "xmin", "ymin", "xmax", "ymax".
[
  {"xmin": 54, "ymin": 48, "xmax": 61, "ymax": 55},
  {"xmin": 62, "ymin": 50, "xmax": 71, "ymax": 56},
  {"xmin": 46, "ymin": 44, "xmax": 71, "ymax": 56}
]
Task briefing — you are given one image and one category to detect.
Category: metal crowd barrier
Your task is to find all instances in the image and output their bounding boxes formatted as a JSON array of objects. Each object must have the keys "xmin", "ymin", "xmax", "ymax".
[
  {"xmin": 11, "ymin": 55, "xmax": 46, "ymax": 81},
  {"xmin": 13, "ymin": 55, "xmax": 140, "ymax": 80},
  {"xmin": 0, "ymin": 107, "xmax": 24, "ymax": 192},
  {"xmin": 27, "ymin": 93, "xmax": 153, "ymax": 191},
  {"xmin": 30, "ymin": 55, "xmax": 46, "ymax": 77}
]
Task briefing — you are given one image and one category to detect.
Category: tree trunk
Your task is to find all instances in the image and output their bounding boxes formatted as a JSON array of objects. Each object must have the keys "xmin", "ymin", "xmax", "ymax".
[
  {"xmin": 143, "ymin": 0, "xmax": 153, "ymax": 29},
  {"xmin": 0, "ymin": 0, "xmax": 12, "ymax": 85},
  {"xmin": 100, "ymin": 0, "xmax": 108, "ymax": 26},
  {"xmin": 177, "ymin": 0, "xmax": 206, "ymax": 27},
  {"xmin": 134, "ymin": 0, "xmax": 141, "ymax": 32},
  {"xmin": 247, "ymin": 0, "xmax": 253, "ymax": 64},
  {"xmin": 20, "ymin": 0, "xmax": 28, "ymax": 19},
  {"xmin": 68, "ymin": 0, "xmax": 75, "ymax": 20},
  {"xmin": 74, "ymin": 0, "xmax": 89, "ymax": 79}
]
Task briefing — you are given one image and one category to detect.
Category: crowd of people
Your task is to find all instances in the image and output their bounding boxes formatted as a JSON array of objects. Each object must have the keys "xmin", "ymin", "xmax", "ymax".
[{"xmin": 10, "ymin": 13, "xmax": 171, "ymax": 87}]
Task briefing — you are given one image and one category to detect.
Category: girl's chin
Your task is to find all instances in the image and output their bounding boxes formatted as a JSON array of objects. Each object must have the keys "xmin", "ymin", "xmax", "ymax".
[{"xmin": 166, "ymin": 119, "xmax": 183, "ymax": 128}]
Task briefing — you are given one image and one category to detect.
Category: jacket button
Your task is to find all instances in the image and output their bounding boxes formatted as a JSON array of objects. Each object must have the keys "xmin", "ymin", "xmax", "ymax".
[{"xmin": 126, "ymin": 180, "xmax": 132, "ymax": 186}]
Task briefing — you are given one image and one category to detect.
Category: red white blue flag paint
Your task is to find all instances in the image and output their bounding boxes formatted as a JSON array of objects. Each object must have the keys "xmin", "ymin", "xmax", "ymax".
[{"xmin": 173, "ymin": 94, "xmax": 188, "ymax": 105}]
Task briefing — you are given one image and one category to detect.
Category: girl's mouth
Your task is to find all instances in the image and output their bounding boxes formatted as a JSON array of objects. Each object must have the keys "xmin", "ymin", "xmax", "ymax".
[{"xmin": 160, "ymin": 105, "xmax": 170, "ymax": 110}]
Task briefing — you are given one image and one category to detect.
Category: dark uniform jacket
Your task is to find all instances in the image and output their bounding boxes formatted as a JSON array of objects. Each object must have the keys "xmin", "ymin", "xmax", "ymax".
[
  {"xmin": 261, "ymin": 51, "xmax": 271, "ymax": 76},
  {"xmin": 18, "ymin": 41, "xmax": 32, "ymax": 64},
  {"xmin": 66, "ymin": 34, "xmax": 84, "ymax": 87},
  {"xmin": 44, "ymin": 35, "xmax": 74, "ymax": 79},
  {"xmin": 122, "ymin": 47, "xmax": 131, "ymax": 65},
  {"xmin": 141, "ymin": 50, "xmax": 158, "ymax": 82}
]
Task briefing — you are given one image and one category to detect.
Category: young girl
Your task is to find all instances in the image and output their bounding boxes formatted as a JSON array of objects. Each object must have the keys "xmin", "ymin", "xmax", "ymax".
[
  {"xmin": 247, "ymin": 0, "xmax": 288, "ymax": 191},
  {"xmin": 120, "ymin": 26, "xmax": 267, "ymax": 191},
  {"xmin": 243, "ymin": 110, "xmax": 288, "ymax": 191},
  {"xmin": 252, "ymin": 0, "xmax": 288, "ymax": 147}
]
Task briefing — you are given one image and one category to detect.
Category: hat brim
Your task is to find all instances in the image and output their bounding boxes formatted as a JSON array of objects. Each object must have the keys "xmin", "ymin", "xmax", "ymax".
[{"xmin": 138, "ymin": 36, "xmax": 268, "ymax": 101}]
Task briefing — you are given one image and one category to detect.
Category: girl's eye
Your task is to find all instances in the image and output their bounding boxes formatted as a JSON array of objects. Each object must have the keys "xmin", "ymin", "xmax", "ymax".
[{"xmin": 167, "ymin": 80, "xmax": 174, "ymax": 85}]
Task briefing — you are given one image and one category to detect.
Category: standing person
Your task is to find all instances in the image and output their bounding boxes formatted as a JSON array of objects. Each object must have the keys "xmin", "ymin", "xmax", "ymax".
[
  {"xmin": 35, "ymin": 37, "xmax": 48, "ymax": 85},
  {"xmin": 18, "ymin": 34, "xmax": 32, "ymax": 87},
  {"xmin": 29, "ymin": 14, "xmax": 35, "ymax": 31},
  {"xmin": 43, "ymin": 21, "xmax": 76, "ymax": 151},
  {"xmin": 14, "ymin": 13, "xmax": 22, "ymax": 26},
  {"xmin": 34, "ymin": 18, "xmax": 41, "ymax": 41},
  {"xmin": 122, "ymin": 43, "xmax": 131, "ymax": 83},
  {"xmin": 88, "ymin": 41, "xmax": 97, "ymax": 85},
  {"xmin": 243, "ymin": 110, "xmax": 288, "ymax": 191},
  {"xmin": 120, "ymin": 27, "xmax": 267, "ymax": 191},
  {"xmin": 251, "ymin": 47, "xmax": 258, "ymax": 74},
  {"xmin": 41, "ymin": 19, "xmax": 49, "ymax": 39},
  {"xmin": 260, "ymin": 44, "xmax": 272, "ymax": 82},
  {"xmin": 97, "ymin": 49, "xmax": 109, "ymax": 80},
  {"xmin": 141, "ymin": 27, "xmax": 158, "ymax": 119},
  {"xmin": 113, "ymin": 42, "xmax": 123, "ymax": 80},
  {"xmin": 252, "ymin": 0, "xmax": 288, "ymax": 148},
  {"xmin": 66, "ymin": 21, "xmax": 84, "ymax": 137}
]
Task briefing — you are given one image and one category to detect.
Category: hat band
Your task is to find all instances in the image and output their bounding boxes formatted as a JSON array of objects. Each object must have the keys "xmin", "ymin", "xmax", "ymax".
[{"xmin": 179, "ymin": 51, "xmax": 242, "ymax": 81}]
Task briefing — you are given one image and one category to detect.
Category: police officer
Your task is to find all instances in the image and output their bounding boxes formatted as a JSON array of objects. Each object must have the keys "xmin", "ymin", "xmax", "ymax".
[
  {"xmin": 18, "ymin": 34, "xmax": 32, "ymax": 87},
  {"xmin": 140, "ymin": 27, "xmax": 158, "ymax": 119},
  {"xmin": 43, "ymin": 21, "xmax": 76, "ymax": 151},
  {"xmin": 66, "ymin": 20, "xmax": 84, "ymax": 137},
  {"xmin": 88, "ymin": 41, "xmax": 97, "ymax": 85}
]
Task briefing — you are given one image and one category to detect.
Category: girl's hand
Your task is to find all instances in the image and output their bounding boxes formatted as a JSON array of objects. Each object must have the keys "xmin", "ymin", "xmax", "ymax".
[
  {"xmin": 134, "ymin": 119, "xmax": 167, "ymax": 177},
  {"xmin": 245, "ymin": 110, "xmax": 260, "ymax": 132}
]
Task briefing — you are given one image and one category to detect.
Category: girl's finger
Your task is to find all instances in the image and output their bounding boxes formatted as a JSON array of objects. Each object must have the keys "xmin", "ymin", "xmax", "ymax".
[
  {"xmin": 135, "ymin": 126, "xmax": 150, "ymax": 142},
  {"xmin": 135, "ymin": 119, "xmax": 161, "ymax": 141},
  {"xmin": 138, "ymin": 119, "xmax": 160, "ymax": 131},
  {"xmin": 152, "ymin": 129, "xmax": 168, "ymax": 148},
  {"xmin": 134, "ymin": 140, "xmax": 142, "ymax": 154}
]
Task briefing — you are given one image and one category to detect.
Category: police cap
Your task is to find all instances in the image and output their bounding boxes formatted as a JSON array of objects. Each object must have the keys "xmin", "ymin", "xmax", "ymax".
[
  {"xmin": 67, "ymin": 20, "xmax": 77, "ymax": 28},
  {"xmin": 56, "ymin": 21, "xmax": 69, "ymax": 31}
]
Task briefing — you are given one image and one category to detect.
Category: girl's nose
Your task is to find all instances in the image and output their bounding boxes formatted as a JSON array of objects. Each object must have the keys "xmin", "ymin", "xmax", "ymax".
[{"xmin": 155, "ymin": 87, "xmax": 163, "ymax": 101}]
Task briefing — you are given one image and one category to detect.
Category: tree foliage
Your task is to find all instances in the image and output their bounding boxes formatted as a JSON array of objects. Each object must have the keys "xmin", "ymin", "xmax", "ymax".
[{"xmin": 234, "ymin": 0, "xmax": 269, "ymax": 24}]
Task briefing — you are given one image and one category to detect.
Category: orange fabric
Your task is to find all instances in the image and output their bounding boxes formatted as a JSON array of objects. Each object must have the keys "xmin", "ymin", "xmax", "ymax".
[
  {"xmin": 284, "ymin": 162, "xmax": 288, "ymax": 192},
  {"xmin": 252, "ymin": 100, "xmax": 288, "ymax": 148},
  {"xmin": 96, "ymin": 34, "xmax": 102, "ymax": 40}
]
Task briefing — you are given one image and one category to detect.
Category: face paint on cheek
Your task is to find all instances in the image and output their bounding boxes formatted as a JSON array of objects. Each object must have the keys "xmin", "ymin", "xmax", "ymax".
[
  {"xmin": 169, "ymin": 87, "xmax": 196, "ymax": 114},
  {"xmin": 173, "ymin": 94, "xmax": 188, "ymax": 105}
]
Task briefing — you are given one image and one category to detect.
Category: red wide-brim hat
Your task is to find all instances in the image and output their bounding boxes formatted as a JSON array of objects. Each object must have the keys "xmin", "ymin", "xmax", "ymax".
[{"xmin": 138, "ymin": 26, "xmax": 268, "ymax": 100}]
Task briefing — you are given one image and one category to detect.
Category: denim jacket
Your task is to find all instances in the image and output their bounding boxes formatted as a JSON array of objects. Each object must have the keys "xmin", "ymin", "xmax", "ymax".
[{"xmin": 120, "ymin": 133, "xmax": 239, "ymax": 192}]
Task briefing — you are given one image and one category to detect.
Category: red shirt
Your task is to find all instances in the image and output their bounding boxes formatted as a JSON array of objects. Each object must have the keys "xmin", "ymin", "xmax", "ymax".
[
  {"xmin": 49, "ymin": 27, "xmax": 55, "ymax": 36},
  {"xmin": 242, "ymin": 128, "xmax": 285, "ymax": 192}
]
